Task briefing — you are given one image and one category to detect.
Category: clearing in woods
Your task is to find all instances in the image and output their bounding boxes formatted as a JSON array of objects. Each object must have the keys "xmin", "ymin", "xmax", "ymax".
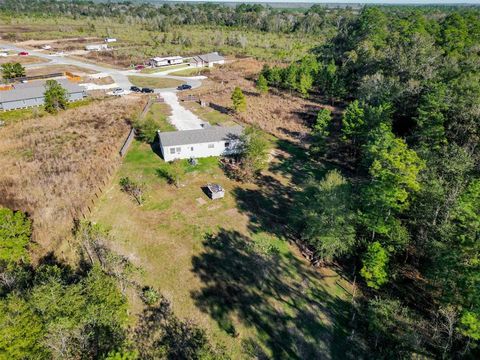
[{"xmin": 91, "ymin": 134, "xmax": 354, "ymax": 358}]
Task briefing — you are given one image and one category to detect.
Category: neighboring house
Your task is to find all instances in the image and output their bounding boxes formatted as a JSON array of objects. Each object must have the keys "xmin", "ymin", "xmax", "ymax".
[
  {"xmin": 190, "ymin": 52, "xmax": 225, "ymax": 68},
  {"xmin": 150, "ymin": 56, "xmax": 183, "ymax": 67},
  {"xmin": 85, "ymin": 44, "xmax": 108, "ymax": 51},
  {"xmin": 0, "ymin": 52, "xmax": 7, "ymax": 57},
  {"xmin": 0, "ymin": 79, "xmax": 86, "ymax": 111},
  {"xmin": 104, "ymin": 38, "xmax": 117, "ymax": 43},
  {"xmin": 158, "ymin": 125, "xmax": 243, "ymax": 161}
]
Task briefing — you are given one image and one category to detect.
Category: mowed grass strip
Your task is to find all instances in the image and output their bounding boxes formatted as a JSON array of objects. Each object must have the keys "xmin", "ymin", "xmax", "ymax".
[
  {"xmin": 128, "ymin": 76, "xmax": 183, "ymax": 89},
  {"xmin": 144, "ymin": 103, "xmax": 175, "ymax": 132},
  {"xmin": 140, "ymin": 64, "xmax": 188, "ymax": 74},
  {"xmin": 183, "ymin": 101, "xmax": 235, "ymax": 126},
  {"xmin": 91, "ymin": 139, "xmax": 353, "ymax": 359}
]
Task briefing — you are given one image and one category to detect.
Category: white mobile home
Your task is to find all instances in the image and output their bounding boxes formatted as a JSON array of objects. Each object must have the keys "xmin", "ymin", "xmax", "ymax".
[
  {"xmin": 150, "ymin": 56, "xmax": 183, "ymax": 67},
  {"xmin": 0, "ymin": 79, "xmax": 86, "ymax": 111},
  {"xmin": 191, "ymin": 52, "xmax": 225, "ymax": 68},
  {"xmin": 85, "ymin": 44, "xmax": 108, "ymax": 51},
  {"xmin": 158, "ymin": 125, "xmax": 243, "ymax": 162}
]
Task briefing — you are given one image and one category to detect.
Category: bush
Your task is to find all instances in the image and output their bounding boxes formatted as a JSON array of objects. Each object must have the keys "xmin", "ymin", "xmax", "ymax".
[
  {"xmin": 134, "ymin": 117, "xmax": 159, "ymax": 143},
  {"xmin": 119, "ymin": 177, "xmax": 144, "ymax": 205},
  {"xmin": 141, "ymin": 286, "xmax": 160, "ymax": 306}
]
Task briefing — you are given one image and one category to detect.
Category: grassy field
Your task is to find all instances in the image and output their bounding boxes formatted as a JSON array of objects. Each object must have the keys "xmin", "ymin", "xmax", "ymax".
[
  {"xmin": 91, "ymin": 137, "xmax": 354, "ymax": 359},
  {"xmin": 26, "ymin": 64, "xmax": 97, "ymax": 76},
  {"xmin": 169, "ymin": 67, "xmax": 211, "ymax": 77},
  {"xmin": 140, "ymin": 64, "xmax": 188, "ymax": 74},
  {"xmin": 0, "ymin": 98, "xmax": 93, "ymax": 124},
  {"xmin": 2, "ymin": 16, "xmax": 320, "ymax": 63},
  {"xmin": 0, "ymin": 55, "xmax": 45, "ymax": 65},
  {"xmin": 144, "ymin": 102, "xmax": 175, "ymax": 132},
  {"xmin": 183, "ymin": 101, "xmax": 236, "ymax": 126},
  {"xmin": 128, "ymin": 76, "xmax": 183, "ymax": 89}
]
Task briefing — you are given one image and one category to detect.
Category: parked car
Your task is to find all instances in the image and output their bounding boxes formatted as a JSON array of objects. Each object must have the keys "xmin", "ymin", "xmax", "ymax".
[
  {"xmin": 177, "ymin": 84, "xmax": 192, "ymax": 90},
  {"xmin": 18, "ymin": 51, "xmax": 29, "ymax": 56},
  {"xmin": 130, "ymin": 86, "xmax": 141, "ymax": 92},
  {"xmin": 135, "ymin": 65, "xmax": 145, "ymax": 70},
  {"xmin": 141, "ymin": 87, "xmax": 154, "ymax": 93},
  {"xmin": 112, "ymin": 88, "xmax": 124, "ymax": 95}
]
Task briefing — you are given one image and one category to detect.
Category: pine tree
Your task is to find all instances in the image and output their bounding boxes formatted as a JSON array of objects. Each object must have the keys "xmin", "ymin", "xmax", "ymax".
[
  {"xmin": 44, "ymin": 80, "xmax": 68, "ymax": 114},
  {"xmin": 256, "ymin": 74, "xmax": 268, "ymax": 95},
  {"xmin": 231, "ymin": 87, "xmax": 247, "ymax": 113}
]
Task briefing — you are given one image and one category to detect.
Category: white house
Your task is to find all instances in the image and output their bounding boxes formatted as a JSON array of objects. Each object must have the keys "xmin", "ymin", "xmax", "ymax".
[
  {"xmin": 85, "ymin": 44, "xmax": 108, "ymax": 51},
  {"xmin": 191, "ymin": 52, "xmax": 225, "ymax": 68},
  {"xmin": 104, "ymin": 38, "xmax": 117, "ymax": 43},
  {"xmin": 0, "ymin": 52, "xmax": 7, "ymax": 57},
  {"xmin": 150, "ymin": 56, "xmax": 183, "ymax": 67},
  {"xmin": 158, "ymin": 125, "xmax": 243, "ymax": 162}
]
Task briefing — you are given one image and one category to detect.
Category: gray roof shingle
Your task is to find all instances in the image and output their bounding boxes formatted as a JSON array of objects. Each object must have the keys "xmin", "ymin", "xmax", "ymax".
[
  {"xmin": 0, "ymin": 79, "xmax": 85, "ymax": 103},
  {"xmin": 192, "ymin": 52, "xmax": 224, "ymax": 64},
  {"xmin": 158, "ymin": 125, "xmax": 243, "ymax": 147}
]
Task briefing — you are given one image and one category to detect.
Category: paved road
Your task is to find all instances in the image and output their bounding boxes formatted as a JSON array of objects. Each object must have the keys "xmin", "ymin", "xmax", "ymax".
[
  {"xmin": 1, "ymin": 42, "xmax": 208, "ymax": 131},
  {"xmin": 0, "ymin": 43, "xmax": 203, "ymax": 91}
]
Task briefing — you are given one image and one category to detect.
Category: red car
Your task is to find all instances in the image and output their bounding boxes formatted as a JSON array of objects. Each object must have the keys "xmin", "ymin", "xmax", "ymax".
[
  {"xmin": 135, "ymin": 65, "xmax": 145, "ymax": 70},
  {"xmin": 18, "ymin": 51, "xmax": 29, "ymax": 56}
]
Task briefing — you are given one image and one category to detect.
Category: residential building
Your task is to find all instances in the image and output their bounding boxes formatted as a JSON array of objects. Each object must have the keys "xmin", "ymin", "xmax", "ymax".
[
  {"xmin": 149, "ymin": 56, "xmax": 183, "ymax": 67},
  {"xmin": 191, "ymin": 52, "xmax": 225, "ymax": 68},
  {"xmin": 158, "ymin": 125, "xmax": 243, "ymax": 162},
  {"xmin": 0, "ymin": 79, "xmax": 86, "ymax": 111},
  {"xmin": 85, "ymin": 44, "xmax": 108, "ymax": 51}
]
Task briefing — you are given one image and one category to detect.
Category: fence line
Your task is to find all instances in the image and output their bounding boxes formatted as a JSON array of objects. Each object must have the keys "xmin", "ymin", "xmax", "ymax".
[{"xmin": 119, "ymin": 128, "xmax": 136, "ymax": 157}]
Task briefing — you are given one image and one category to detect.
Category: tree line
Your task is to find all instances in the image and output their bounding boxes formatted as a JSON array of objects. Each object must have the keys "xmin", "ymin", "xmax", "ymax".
[{"xmin": 279, "ymin": 6, "xmax": 479, "ymax": 358}]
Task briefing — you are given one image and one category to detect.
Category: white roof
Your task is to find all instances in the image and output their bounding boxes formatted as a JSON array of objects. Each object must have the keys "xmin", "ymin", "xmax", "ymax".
[{"xmin": 151, "ymin": 56, "xmax": 183, "ymax": 62}]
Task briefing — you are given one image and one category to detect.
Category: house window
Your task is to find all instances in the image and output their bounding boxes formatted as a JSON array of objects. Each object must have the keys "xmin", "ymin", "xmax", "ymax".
[
  {"xmin": 176, "ymin": 147, "xmax": 181, "ymax": 154},
  {"xmin": 208, "ymin": 144, "xmax": 215, "ymax": 149},
  {"xmin": 170, "ymin": 148, "xmax": 175, "ymax": 154},
  {"xmin": 225, "ymin": 142, "xmax": 230, "ymax": 148},
  {"xmin": 191, "ymin": 147, "xmax": 194, "ymax": 151}
]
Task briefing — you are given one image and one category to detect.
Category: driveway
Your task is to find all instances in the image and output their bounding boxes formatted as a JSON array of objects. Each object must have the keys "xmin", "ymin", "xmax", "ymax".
[
  {"xmin": 159, "ymin": 91, "xmax": 204, "ymax": 130},
  {"xmin": 1, "ymin": 42, "xmax": 207, "ymax": 131}
]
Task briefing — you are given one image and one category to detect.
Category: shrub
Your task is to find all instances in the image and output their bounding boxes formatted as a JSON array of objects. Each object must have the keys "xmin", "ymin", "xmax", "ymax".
[{"xmin": 119, "ymin": 177, "xmax": 144, "ymax": 205}]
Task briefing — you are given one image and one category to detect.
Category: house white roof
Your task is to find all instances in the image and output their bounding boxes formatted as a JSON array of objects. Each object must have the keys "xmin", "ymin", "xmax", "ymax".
[
  {"xmin": 151, "ymin": 56, "xmax": 183, "ymax": 62},
  {"xmin": 192, "ymin": 52, "xmax": 224, "ymax": 63},
  {"xmin": 158, "ymin": 125, "xmax": 243, "ymax": 147},
  {"xmin": 0, "ymin": 79, "xmax": 84, "ymax": 103}
]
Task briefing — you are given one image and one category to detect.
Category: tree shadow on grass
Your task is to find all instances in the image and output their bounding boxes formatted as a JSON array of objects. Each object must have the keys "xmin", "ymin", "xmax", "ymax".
[{"xmin": 191, "ymin": 230, "xmax": 358, "ymax": 359}]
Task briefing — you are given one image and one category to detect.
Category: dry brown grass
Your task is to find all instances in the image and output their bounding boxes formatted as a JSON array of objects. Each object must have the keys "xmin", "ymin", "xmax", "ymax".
[
  {"xmin": 188, "ymin": 59, "xmax": 338, "ymax": 143},
  {"xmin": 27, "ymin": 65, "xmax": 97, "ymax": 77},
  {"xmin": 0, "ymin": 55, "xmax": 45, "ymax": 65},
  {"xmin": 0, "ymin": 97, "xmax": 145, "ymax": 259}
]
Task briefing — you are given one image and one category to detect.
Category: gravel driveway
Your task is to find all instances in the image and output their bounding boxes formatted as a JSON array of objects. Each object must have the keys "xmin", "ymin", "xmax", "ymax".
[{"xmin": 159, "ymin": 91, "xmax": 204, "ymax": 130}]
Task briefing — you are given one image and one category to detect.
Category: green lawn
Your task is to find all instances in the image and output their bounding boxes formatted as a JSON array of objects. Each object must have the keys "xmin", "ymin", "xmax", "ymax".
[
  {"xmin": 128, "ymin": 76, "xmax": 183, "ymax": 89},
  {"xmin": 169, "ymin": 67, "xmax": 211, "ymax": 77},
  {"xmin": 183, "ymin": 101, "xmax": 236, "ymax": 126},
  {"xmin": 140, "ymin": 64, "xmax": 188, "ymax": 74},
  {"xmin": 144, "ymin": 102, "xmax": 175, "ymax": 132},
  {"xmin": 0, "ymin": 98, "xmax": 93, "ymax": 124},
  {"xmin": 90, "ymin": 139, "xmax": 354, "ymax": 359}
]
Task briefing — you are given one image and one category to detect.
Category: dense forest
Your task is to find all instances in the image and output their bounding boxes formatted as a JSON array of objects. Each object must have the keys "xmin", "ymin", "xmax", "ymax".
[
  {"xmin": 260, "ymin": 5, "xmax": 480, "ymax": 358},
  {"xmin": 0, "ymin": 1, "xmax": 479, "ymax": 359}
]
